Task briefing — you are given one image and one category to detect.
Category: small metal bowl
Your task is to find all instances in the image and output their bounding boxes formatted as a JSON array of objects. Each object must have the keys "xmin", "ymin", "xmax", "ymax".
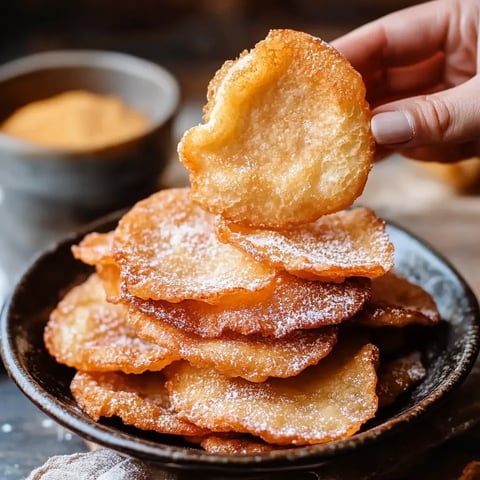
[
  {"xmin": 0, "ymin": 50, "xmax": 179, "ymax": 261},
  {"xmin": 1, "ymin": 213, "xmax": 479, "ymax": 478}
]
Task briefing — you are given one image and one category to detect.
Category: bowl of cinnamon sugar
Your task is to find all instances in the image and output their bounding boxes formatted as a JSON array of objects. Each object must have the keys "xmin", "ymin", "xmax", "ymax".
[{"xmin": 0, "ymin": 50, "xmax": 179, "ymax": 258}]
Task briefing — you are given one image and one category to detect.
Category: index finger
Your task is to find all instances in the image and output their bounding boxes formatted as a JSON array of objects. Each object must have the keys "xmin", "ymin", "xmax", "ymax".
[{"xmin": 331, "ymin": 0, "xmax": 449, "ymax": 74}]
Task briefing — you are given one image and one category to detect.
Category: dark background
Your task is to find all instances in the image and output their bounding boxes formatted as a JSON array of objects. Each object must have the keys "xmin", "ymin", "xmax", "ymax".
[{"xmin": 0, "ymin": 0, "xmax": 421, "ymax": 103}]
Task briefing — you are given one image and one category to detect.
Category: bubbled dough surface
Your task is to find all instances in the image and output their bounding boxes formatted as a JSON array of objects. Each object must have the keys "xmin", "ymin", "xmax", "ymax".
[{"xmin": 179, "ymin": 29, "xmax": 373, "ymax": 228}]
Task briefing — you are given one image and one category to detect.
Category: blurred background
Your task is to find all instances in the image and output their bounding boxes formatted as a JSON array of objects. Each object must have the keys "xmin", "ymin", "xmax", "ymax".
[
  {"xmin": 0, "ymin": 0, "xmax": 424, "ymax": 282},
  {"xmin": 0, "ymin": 0, "xmax": 420, "ymax": 107}
]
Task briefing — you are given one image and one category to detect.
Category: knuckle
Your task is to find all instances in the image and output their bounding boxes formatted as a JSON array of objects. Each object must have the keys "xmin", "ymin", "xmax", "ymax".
[{"xmin": 414, "ymin": 95, "xmax": 454, "ymax": 142}]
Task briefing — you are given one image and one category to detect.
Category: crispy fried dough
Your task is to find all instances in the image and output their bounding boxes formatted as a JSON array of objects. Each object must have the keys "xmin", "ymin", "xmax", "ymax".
[
  {"xmin": 457, "ymin": 461, "xmax": 480, "ymax": 480},
  {"xmin": 129, "ymin": 309, "xmax": 337, "ymax": 382},
  {"xmin": 356, "ymin": 272, "xmax": 440, "ymax": 327},
  {"xmin": 178, "ymin": 29, "xmax": 373, "ymax": 228},
  {"xmin": 377, "ymin": 352, "xmax": 426, "ymax": 408},
  {"xmin": 72, "ymin": 231, "xmax": 122, "ymax": 302},
  {"xmin": 96, "ymin": 263, "xmax": 122, "ymax": 302},
  {"xmin": 217, "ymin": 208, "xmax": 393, "ymax": 281},
  {"xmin": 128, "ymin": 273, "xmax": 370, "ymax": 338},
  {"xmin": 44, "ymin": 274, "xmax": 178, "ymax": 373},
  {"xmin": 71, "ymin": 371, "xmax": 208, "ymax": 436},
  {"xmin": 186, "ymin": 434, "xmax": 279, "ymax": 454},
  {"xmin": 113, "ymin": 188, "xmax": 275, "ymax": 304},
  {"xmin": 165, "ymin": 341, "xmax": 379, "ymax": 445},
  {"xmin": 72, "ymin": 231, "xmax": 115, "ymax": 266}
]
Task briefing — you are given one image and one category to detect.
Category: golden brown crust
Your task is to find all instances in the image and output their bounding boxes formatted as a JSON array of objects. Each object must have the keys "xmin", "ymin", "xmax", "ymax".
[
  {"xmin": 128, "ymin": 308, "xmax": 338, "ymax": 382},
  {"xmin": 72, "ymin": 231, "xmax": 115, "ymax": 266},
  {"xmin": 71, "ymin": 370, "xmax": 208, "ymax": 436},
  {"xmin": 112, "ymin": 188, "xmax": 275, "ymax": 304},
  {"xmin": 165, "ymin": 341, "xmax": 379, "ymax": 445},
  {"xmin": 185, "ymin": 433, "xmax": 281, "ymax": 454},
  {"xmin": 178, "ymin": 29, "xmax": 373, "ymax": 228},
  {"xmin": 217, "ymin": 208, "xmax": 394, "ymax": 281},
  {"xmin": 203, "ymin": 57, "xmax": 240, "ymax": 123},
  {"xmin": 44, "ymin": 274, "xmax": 177, "ymax": 373},
  {"xmin": 126, "ymin": 274, "xmax": 371, "ymax": 338},
  {"xmin": 355, "ymin": 272, "xmax": 441, "ymax": 328}
]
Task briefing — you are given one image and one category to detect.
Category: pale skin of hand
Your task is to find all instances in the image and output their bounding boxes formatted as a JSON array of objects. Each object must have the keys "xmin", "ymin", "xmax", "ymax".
[{"xmin": 332, "ymin": 0, "xmax": 480, "ymax": 162}]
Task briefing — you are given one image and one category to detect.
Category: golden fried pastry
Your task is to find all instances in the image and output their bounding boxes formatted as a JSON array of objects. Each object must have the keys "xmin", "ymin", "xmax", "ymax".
[
  {"xmin": 71, "ymin": 371, "xmax": 208, "ymax": 436},
  {"xmin": 44, "ymin": 274, "xmax": 178, "ymax": 373},
  {"xmin": 457, "ymin": 461, "xmax": 480, "ymax": 480},
  {"xmin": 128, "ymin": 273, "xmax": 370, "ymax": 338},
  {"xmin": 217, "ymin": 207, "xmax": 393, "ymax": 281},
  {"xmin": 356, "ymin": 272, "xmax": 440, "ymax": 327},
  {"xmin": 96, "ymin": 263, "xmax": 122, "ymax": 302},
  {"xmin": 113, "ymin": 188, "xmax": 275, "ymax": 304},
  {"xmin": 165, "ymin": 341, "xmax": 379, "ymax": 445},
  {"xmin": 377, "ymin": 352, "xmax": 426, "ymax": 408},
  {"xmin": 72, "ymin": 231, "xmax": 122, "ymax": 301},
  {"xmin": 129, "ymin": 309, "xmax": 337, "ymax": 382},
  {"xmin": 186, "ymin": 434, "xmax": 278, "ymax": 454},
  {"xmin": 178, "ymin": 29, "xmax": 373, "ymax": 228},
  {"xmin": 72, "ymin": 231, "xmax": 115, "ymax": 266}
]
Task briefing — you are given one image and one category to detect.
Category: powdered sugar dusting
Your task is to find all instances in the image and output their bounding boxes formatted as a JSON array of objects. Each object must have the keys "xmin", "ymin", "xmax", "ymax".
[
  {"xmin": 25, "ymin": 449, "xmax": 150, "ymax": 480},
  {"xmin": 217, "ymin": 208, "xmax": 394, "ymax": 279},
  {"xmin": 113, "ymin": 188, "xmax": 275, "ymax": 303},
  {"xmin": 165, "ymin": 342, "xmax": 378, "ymax": 445},
  {"xmin": 129, "ymin": 275, "xmax": 371, "ymax": 338},
  {"xmin": 129, "ymin": 307, "xmax": 338, "ymax": 382},
  {"xmin": 71, "ymin": 371, "xmax": 208, "ymax": 436},
  {"xmin": 45, "ymin": 274, "xmax": 177, "ymax": 374}
]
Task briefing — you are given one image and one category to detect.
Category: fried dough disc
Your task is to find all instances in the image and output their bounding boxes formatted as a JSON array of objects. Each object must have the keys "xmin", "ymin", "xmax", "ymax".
[
  {"xmin": 113, "ymin": 188, "xmax": 275, "ymax": 304},
  {"xmin": 44, "ymin": 274, "xmax": 178, "ymax": 373},
  {"xmin": 165, "ymin": 341, "xmax": 379, "ymax": 445},
  {"xmin": 72, "ymin": 231, "xmax": 122, "ymax": 301},
  {"xmin": 186, "ymin": 434, "xmax": 279, "ymax": 454},
  {"xmin": 71, "ymin": 371, "xmax": 208, "ymax": 436},
  {"xmin": 96, "ymin": 263, "xmax": 122, "ymax": 302},
  {"xmin": 377, "ymin": 352, "xmax": 426, "ymax": 408},
  {"xmin": 458, "ymin": 461, "xmax": 480, "ymax": 480},
  {"xmin": 128, "ymin": 273, "xmax": 370, "ymax": 338},
  {"xmin": 178, "ymin": 29, "xmax": 373, "ymax": 228},
  {"xmin": 129, "ymin": 309, "xmax": 338, "ymax": 382},
  {"xmin": 72, "ymin": 231, "xmax": 115, "ymax": 266},
  {"xmin": 217, "ymin": 208, "xmax": 394, "ymax": 281},
  {"xmin": 356, "ymin": 272, "xmax": 440, "ymax": 328}
]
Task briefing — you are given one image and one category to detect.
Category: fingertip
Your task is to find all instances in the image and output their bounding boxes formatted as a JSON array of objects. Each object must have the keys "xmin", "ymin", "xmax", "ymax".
[{"xmin": 371, "ymin": 111, "xmax": 415, "ymax": 145}]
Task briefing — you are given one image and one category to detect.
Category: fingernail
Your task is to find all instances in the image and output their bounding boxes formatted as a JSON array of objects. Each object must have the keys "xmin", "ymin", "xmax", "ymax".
[{"xmin": 371, "ymin": 111, "xmax": 414, "ymax": 145}]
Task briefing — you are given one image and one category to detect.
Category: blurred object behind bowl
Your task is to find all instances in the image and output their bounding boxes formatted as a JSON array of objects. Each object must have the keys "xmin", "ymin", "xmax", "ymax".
[
  {"xmin": 414, "ymin": 157, "xmax": 480, "ymax": 194},
  {"xmin": 0, "ymin": 50, "xmax": 179, "ymax": 276},
  {"xmin": 1, "ymin": 90, "xmax": 151, "ymax": 151}
]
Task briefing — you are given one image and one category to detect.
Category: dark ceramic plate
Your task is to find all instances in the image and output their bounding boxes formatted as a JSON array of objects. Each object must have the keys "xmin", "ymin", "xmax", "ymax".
[{"xmin": 1, "ymin": 212, "xmax": 479, "ymax": 476}]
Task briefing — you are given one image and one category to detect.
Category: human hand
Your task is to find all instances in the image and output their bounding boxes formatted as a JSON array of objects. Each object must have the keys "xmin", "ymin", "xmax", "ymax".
[{"xmin": 332, "ymin": 0, "xmax": 480, "ymax": 162}]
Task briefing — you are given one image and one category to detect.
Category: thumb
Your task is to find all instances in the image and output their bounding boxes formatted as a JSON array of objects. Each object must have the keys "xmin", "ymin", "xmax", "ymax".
[{"xmin": 370, "ymin": 77, "xmax": 480, "ymax": 148}]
